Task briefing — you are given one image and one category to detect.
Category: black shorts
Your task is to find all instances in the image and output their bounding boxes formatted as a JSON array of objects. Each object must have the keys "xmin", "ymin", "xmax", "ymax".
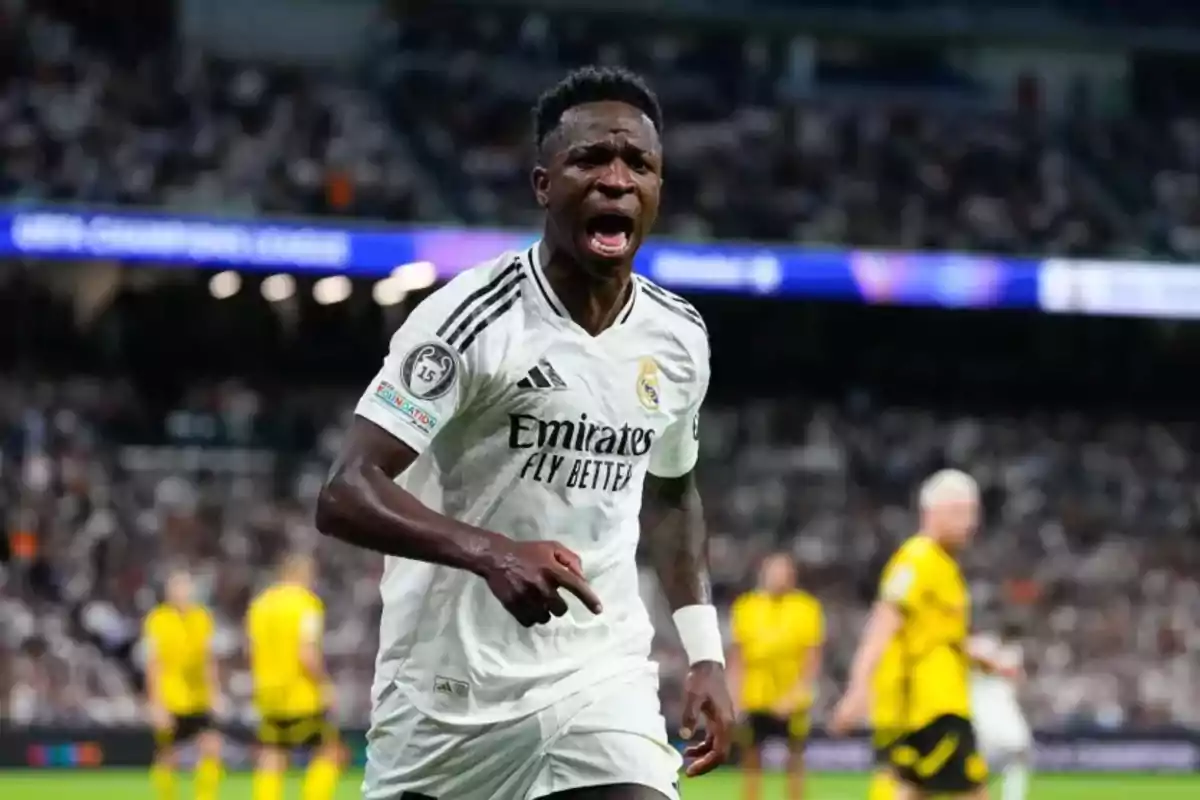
[
  {"xmin": 743, "ymin": 712, "xmax": 809, "ymax": 747},
  {"xmin": 155, "ymin": 712, "xmax": 214, "ymax": 748},
  {"xmin": 890, "ymin": 714, "xmax": 988, "ymax": 793},
  {"xmin": 257, "ymin": 713, "xmax": 336, "ymax": 748},
  {"xmin": 873, "ymin": 728, "xmax": 901, "ymax": 767}
]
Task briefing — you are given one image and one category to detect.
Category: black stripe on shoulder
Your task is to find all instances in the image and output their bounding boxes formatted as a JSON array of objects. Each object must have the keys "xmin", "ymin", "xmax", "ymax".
[
  {"xmin": 443, "ymin": 271, "xmax": 526, "ymax": 350},
  {"xmin": 435, "ymin": 259, "xmax": 522, "ymax": 339},
  {"xmin": 639, "ymin": 278, "xmax": 704, "ymax": 322},
  {"xmin": 642, "ymin": 288, "xmax": 707, "ymax": 335},
  {"xmin": 457, "ymin": 286, "xmax": 523, "ymax": 352},
  {"xmin": 638, "ymin": 279, "xmax": 707, "ymax": 333}
]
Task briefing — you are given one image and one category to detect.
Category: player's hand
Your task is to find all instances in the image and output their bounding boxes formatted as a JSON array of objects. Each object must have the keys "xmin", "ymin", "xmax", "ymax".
[
  {"xmin": 997, "ymin": 663, "xmax": 1024, "ymax": 682},
  {"xmin": 148, "ymin": 704, "xmax": 172, "ymax": 732},
  {"xmin": 829, "ymin": 685, "xmax": 868, "ymax": 736},
  {"xmin": 481, "ymin": 539, "xmax": 603, "ymax": 627},
  {"xmin": 680, "ymin": 661, "xmax": 735, "ymax": 777},
  {"xmin": 772, "ymin": 698, "xmax": 799, "ymax": 718}
]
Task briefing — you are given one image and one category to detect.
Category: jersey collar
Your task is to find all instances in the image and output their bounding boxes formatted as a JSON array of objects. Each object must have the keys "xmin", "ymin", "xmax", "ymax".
[{"xmin": 524, "ymin": 243, "xmax": 638, "ymax": 332}]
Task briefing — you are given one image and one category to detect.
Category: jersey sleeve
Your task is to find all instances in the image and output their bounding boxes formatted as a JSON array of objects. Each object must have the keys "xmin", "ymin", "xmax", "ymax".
[
  {"xmin": 648, "ymin": 337, "xmax": 710, "ymax": 479},
  {"xmin": 878, "ymin": 545, "xmax": 928, "ymax": 610},
  {"xmin": 812, "ymin": 603, "xmax": 825, "ymax": 646},
  {"xmin": 354, "ymin": 286, "xmax": 481, "ymax": 454}
]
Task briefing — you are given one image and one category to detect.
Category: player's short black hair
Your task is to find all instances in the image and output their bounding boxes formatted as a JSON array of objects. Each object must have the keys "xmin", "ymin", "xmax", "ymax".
[{"xmin": 532, "ymin": 66, "xmax": 663, "ymax": 152}]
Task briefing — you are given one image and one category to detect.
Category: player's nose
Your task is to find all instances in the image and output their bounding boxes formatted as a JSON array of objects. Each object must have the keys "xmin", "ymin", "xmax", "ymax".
[{"xmin": 594, "ymin": 160, "xmax": 636, "ymax": 196}]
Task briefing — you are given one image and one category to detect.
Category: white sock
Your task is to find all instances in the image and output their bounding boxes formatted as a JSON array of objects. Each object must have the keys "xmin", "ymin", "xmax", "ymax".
[{"xmin": 1001, "ymin": 757, "xmax": 1030, "ymax": 800}]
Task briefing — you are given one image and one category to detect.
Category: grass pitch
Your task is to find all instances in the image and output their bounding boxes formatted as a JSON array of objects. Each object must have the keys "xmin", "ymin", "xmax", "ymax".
[{"xmin": 1, "ymin": 769, "xmax": 1198, "ymax": 799}]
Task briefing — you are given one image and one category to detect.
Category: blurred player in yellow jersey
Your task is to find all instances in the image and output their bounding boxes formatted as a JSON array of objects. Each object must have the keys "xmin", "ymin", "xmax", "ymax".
[
  {"xmin": 865, "ymin": 639, "xmax": 905, "ymax": 800},
  {"xmin": 143, "ymin": 568, "xmax": 224, "ymax": 800},
  {"xmin": 247, "ymin": 553, "xmax": 343, "ymax": 800},
  {"xmin": 730, "ymin": 553, "xmax": 824, "ymax": 800},
  {"xmin": 833, "ymin": 470, "xmax": 1015, "ymax": 800}
]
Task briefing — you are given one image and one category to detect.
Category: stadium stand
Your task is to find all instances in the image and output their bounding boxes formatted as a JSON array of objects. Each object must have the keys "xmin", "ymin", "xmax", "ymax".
[{"xmin": 2, "ymin": 6, "xmax": 435, "ymax": 221}]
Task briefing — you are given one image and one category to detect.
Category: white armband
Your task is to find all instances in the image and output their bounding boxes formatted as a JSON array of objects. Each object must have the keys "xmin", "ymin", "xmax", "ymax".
[{"xmin": 673, "ymin": 605, "xmax": 725, "ymax": 667}]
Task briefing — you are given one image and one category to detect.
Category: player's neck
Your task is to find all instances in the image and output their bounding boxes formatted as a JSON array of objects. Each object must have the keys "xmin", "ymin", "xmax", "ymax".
[
  {"xmin": 538, "ymin": 240, "xmax": 632, "ymax": 336},
  {"xmin": 926, "ymin": 533, "xmax": 959, "ymax": 558}
]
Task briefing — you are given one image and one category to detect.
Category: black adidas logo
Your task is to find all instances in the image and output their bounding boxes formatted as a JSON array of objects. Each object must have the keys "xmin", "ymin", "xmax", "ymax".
[{"xmin": 516, "ymin": 358, "xmax": 567, "ymax": 390}]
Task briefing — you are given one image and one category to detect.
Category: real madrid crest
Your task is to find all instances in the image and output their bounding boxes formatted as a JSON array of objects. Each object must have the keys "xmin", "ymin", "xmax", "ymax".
[{"xmin": 636, "ymin": 357, "xmax": 661, "ymax": 411}]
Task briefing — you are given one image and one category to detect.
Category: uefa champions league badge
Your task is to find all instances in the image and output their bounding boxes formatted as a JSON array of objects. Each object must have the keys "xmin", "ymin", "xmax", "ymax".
[{"xmin": 401, "ymin": 341, "xmax": 459, "ymax": 401}]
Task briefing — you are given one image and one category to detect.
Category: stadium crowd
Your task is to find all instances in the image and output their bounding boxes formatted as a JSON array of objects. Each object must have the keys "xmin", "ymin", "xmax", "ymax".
[
  {"xmin": 1, "ymin": 6, "xmax": 433, "ymax": 222},
  {"xmin": 4, "ymin": 372, "xmax": 1200, "ymax": 732},
  {"xmin": 9, "ymin": 1, "xmax": 1200, "ymax": 256}
]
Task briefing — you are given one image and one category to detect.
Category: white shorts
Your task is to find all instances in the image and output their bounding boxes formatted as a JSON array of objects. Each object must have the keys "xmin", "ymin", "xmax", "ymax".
[
  {"xmin": 364, "ymin": 670, "xmax": 683, "ymax": 800},
  {"xmin": 972, "ymin": 693, "xmax": 1032, "ymax": 758}
]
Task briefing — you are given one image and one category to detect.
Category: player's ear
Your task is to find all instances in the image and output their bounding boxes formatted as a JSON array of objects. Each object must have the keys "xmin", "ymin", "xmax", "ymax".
[{"xmin": 531, "ymin": 165, "xmax": 550, "ymax": 209}]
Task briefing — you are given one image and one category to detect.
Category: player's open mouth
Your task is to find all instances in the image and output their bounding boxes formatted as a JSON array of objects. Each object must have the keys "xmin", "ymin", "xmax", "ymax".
[{"xmin": 584, "ymin": 214, "xmax": 635, "ymax": 257}]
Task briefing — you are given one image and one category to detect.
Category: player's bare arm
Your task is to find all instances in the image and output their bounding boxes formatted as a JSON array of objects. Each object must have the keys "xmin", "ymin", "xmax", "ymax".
[
  {"xmin": 831, "ymin": 600, "xmax": 903, "ymax": 734},
  {"xmin": 316, "ymin": 418, "xmax": 602, "ymax": 626},
  {"xmin": 143, "ymin": 641, "xmax": 171, "ymax": 732},
  {"xmin": 643, "ymin": 469, "xmax": 734, "ymax": 776},
  {"xmin": 642, "ymin": 470, "xmax": 710, "ymax": 611},
  {"xmin": 968, "ymin": 639, "xmax": 1022, "ymax": 681}
]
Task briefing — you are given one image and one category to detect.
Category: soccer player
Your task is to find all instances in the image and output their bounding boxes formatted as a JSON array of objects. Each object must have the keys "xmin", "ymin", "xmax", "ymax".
[
  {"xmin": 730, "ymin": 553, "xmax": 823, "ymax": 800},
  {"xmin": 831, "ymin": 470, "xmax": 1015, "ymax": 800},
  {"xmin": 316, "ymin": 65, "xmax": 735, "ymax": 800},
  {"xmin": 246, "ymin": 554, "xmax": 342, "ymax": 800},
  {"xmin": 970, "ymin": 624, "xmax": 1032, "ymax": 800},
  {"xmin": 142, "ymin": 568, "xmax": 223, "ymax": 800},
  {"xmin": 866, "ymin": 641, "xmax": 904, "ymax": 800}
]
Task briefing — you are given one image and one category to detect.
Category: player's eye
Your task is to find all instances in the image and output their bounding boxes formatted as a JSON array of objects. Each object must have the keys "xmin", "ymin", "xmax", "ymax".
[{"xmin": 623, "ymin": 152, "xmax": 650, "ymax": 172}]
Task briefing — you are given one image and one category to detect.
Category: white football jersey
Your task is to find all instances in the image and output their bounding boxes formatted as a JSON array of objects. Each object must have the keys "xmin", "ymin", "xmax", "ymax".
[
  {"xmin": 355, "ymin": 244, "xmax": 710, "ymax": 725},
  {"xmin": 970, "ymin": 632, "xmax": 1023, "ymax": 699}
]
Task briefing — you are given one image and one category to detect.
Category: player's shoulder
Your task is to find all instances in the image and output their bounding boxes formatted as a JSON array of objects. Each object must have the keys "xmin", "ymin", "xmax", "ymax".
[
  {"xmin": 790, "ymin": 589, "xmax": 822, "ymax": 612},
  {"xmin": 247, "ymin": 584, "xmax": 275, "ymax": 614},
  {"xmin": 731, "ymin": 590, "xmax": 764, "ymax": 615},
  {"xmin": 427, "ymin": 250, "xmax": 526, "ymax": 308},
  {"xmin": 300, "ymin": 587, "xmax": 324, "ymax": 612},
  {"xmin": 880, "ymin": 535, "xmax": 931, "ymax": 600},
  {"xmin": 893, "ymin": 533, "xmax": 937, "ymax": 563},
  {"xmin": 144, "ymin": 604, "xmax": 167, "ymax": 628},
  {"xmin": 404, "ymin": 250, "xmax": 528, "ymax": 352},
  {"xmin": 633, "ymin": 275, "xmax": 709, "ymax": 351}
]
